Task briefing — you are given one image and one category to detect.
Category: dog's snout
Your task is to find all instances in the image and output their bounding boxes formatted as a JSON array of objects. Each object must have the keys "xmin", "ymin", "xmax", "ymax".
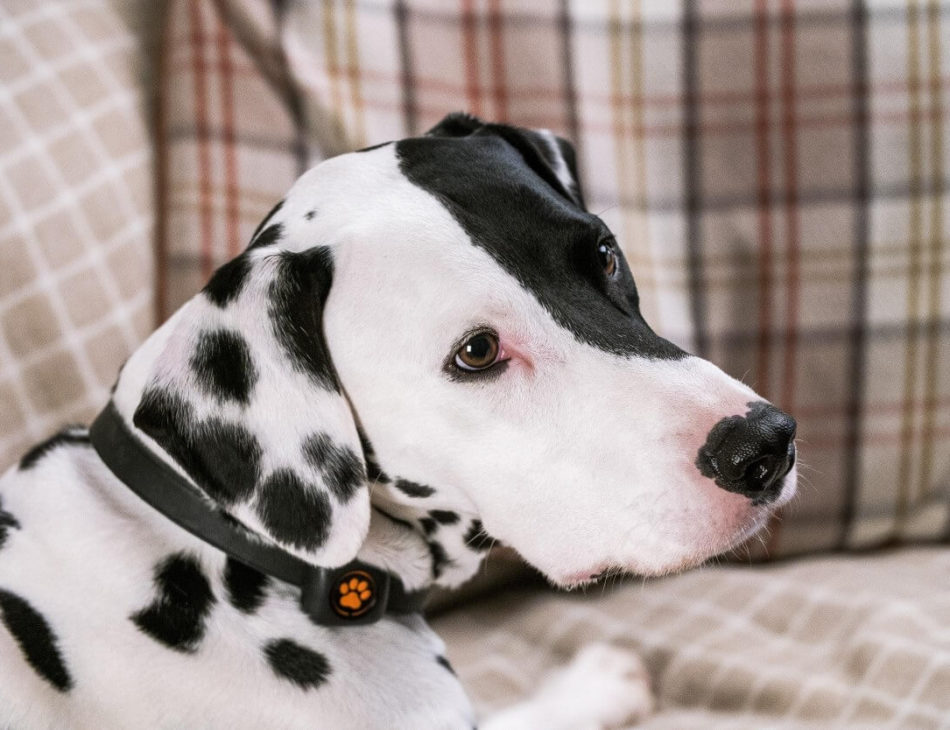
[{"xmin": 696, "ymin": 402, "xmax": 797, "ymax": 503}]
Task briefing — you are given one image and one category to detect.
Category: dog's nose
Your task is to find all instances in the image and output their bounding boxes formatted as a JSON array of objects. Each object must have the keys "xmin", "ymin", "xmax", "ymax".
[{"xmin": 696, "ymin": 402, "xmax": 797, "ymax": 503}]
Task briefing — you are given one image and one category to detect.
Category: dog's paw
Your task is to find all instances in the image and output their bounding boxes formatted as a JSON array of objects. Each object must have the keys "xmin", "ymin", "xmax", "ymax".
[
  {"xmin": 480, "ymin": 643, "xmax": 654, "ymax": 730},
  {"xmin": 536, "ymin": 643, "xmax": 654, "ymax": 729}
]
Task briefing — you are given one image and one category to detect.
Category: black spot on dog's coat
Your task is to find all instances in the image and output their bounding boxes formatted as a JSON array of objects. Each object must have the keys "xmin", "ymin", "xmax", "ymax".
[
  {"xmin": 302, "ymin": 433, "xmax": 364, "ymax": 502},
  {"xmin": 256, "ymin": 470, "xmax": 332, "ymax": 551},
  {"xmin": 268, "ymin": 248, "xmax": 339, "ymax": 391},
  {"xmin": 249, "ymin": 223, "xmax": 283, "ymax": 250},
  {"xmin": 223, "ymin": 558, "xmax": 269, "ymax": 614},
  {"xmin": 0, "ymin": 589, "xmax": 73, "ymax": 692},
  {"xmin": 190, "ymin": 329, "xmax": 258, "ymax": 404},
  {"xmin": 394, "ymin": 479, "xmax": 435, "ymax": 498},
  {"xmin": 429, "ymin": 510, "xmax": 459, "ymax": 526},
  {"xmin": 357, "ymin": 429, "xmax": 390, "ymax": 484},
  {"xmin": 428, "ymin": 541, "xmax": 451, "ymax": 579},
  {"xmin": 304, "ymin": 209, "xmax": 317, "ymax": 220},
  {"xmin": 464, "ymin": 519, "xmax": 493, "ymax": 552},
  {"xmin": 203, "ymin": 254, "xmax": 253, "ymax": 308},
  {"xmin": 419, "ymin": 517, "xmax": 437, "ymax": 536},
  {"xmin": 131, "ymin": 553, "xmax": 216, "ymax": 654},
  {"xmin": 134, "ymin": 388, "xmax": 262, "ymax": 506},
  {"xmin": 264, "ymin": 638, "xmax": 331, "ymax": 689},
  {"xmin": 436, "ymin": 655, "xmax": 456, "ymax": 675},
  {"xmin": 19, "ymin": 429, "xmax": 90, "ymax": 470},
  {"xmin": 0, "ymin": 502, "xmax": 20, "ymax": 550}
]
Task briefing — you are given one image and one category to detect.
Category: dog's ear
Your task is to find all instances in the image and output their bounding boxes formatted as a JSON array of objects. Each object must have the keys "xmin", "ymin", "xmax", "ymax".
[
  {"xmin": 426, "ymin": 112, "xmax": 586, "ymax": 210},
  {"xmin": 128, "ymin": 223, "xmax": 370, "ymax": 568}
]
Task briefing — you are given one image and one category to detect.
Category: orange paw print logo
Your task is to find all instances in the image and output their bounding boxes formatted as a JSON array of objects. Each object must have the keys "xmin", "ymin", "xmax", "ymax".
[{"xmin": 333, "ymin": 570, "xmax": 376, "ymax": 618}]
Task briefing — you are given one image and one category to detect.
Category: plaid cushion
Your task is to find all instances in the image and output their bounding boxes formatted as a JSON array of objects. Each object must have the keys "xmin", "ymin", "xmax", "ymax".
[
  {"xmin": 433, "ymin": 546, "xmax": 950, "ymax": 728},
  {"xmin": 0, "ymin": 0, "xmax": 153, "ymax": 469},
  {"xmin": 156, "ymin": 0, "xmax": 949, "ymax": 557}
]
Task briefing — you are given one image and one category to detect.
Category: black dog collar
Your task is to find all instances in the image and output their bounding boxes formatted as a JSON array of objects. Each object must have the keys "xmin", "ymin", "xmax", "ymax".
[{"xmin": 89, "ymin": 402, "xmax": 428, "ymax": 626}]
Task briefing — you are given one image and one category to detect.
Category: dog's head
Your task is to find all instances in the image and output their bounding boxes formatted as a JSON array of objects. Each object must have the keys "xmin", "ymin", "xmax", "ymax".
[{"xmin": 115, "ymin": 113, "xmax": 797, "ymax": 587}]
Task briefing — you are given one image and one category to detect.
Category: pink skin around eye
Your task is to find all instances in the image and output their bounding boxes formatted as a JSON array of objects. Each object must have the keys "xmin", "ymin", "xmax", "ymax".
[{"xmin": 495, "ymin": 335, "xmax": 534, "ymax": 374}]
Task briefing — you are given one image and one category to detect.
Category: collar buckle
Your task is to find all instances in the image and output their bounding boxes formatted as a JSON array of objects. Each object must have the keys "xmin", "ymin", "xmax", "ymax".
[{"xmin": 300, "ymin": 562, "xmax": 392, "ymax": 627}]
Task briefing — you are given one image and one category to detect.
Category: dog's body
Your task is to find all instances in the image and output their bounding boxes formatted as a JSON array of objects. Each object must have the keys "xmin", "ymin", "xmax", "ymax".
[{"xmin": 0, "ymin": 115, "xmax": 797, "ymax": 729}]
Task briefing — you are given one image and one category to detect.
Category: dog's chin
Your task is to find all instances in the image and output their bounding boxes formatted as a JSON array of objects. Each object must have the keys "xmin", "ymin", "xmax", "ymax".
[{"xmin": 550, "ymin": 486, "xmax": 792, "ymax": 591}]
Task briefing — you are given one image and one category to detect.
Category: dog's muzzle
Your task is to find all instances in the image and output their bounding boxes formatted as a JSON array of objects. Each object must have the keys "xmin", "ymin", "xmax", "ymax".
[{"xmin": 696, "ymin": 401, "xmax": 797, "ymax": 504}]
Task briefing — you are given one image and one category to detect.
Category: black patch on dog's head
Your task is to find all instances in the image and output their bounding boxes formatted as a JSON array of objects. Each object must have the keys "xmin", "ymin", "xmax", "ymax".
[
  {"xmin": 203, "ymin": 254, "xmax": 253, "ymax": 308},
  {"xmin": 464, "ymin": 519, "xmax": 493, "ymax": 552},
  {"xmin": 426, "ymin": 111, "xmax": 484, "ymax": 139},
  {"xmin": 426, "ymin": 112, "xmax": 585, "ymax": 209},
  {"xmin": 223, "ymin": 558, "xmax": 270, "ymax": 614},
  {"xmin": 19, "ymin": 429, "xmax": 90, "ymax": 471},
  {"xmin": 130, "ymin": 553, "xmax": 216, "ymax": 654},
  {"xmin": 302, "ymin": 433, "xmax": 364, "ymax": 503},
  {"xmin": 0, "ymin": 505, "xmax": 19, "ymax": 550},
  {"xmin": 264, "ymin": 638, "xmax": 331, "ymax": 689},
  {"xmin": 249, "ymin": 223, "xmax": 283, "ymax": 250},
  {"xmin": 435, "ymin": 655, "xmax": 456, "ymax": 675},
  {"xmin": 305, "ymin": 209, "xmax": 317, "ymax": 220},
  {"xmin": 255, "ymin": 469, "xmax": 332, "ymax": 551},
  {"xmin": 397, "ymin": 128, "xmax": 685, "ymax": 361},
  {"xmin": 0, "ymin": 588, "xmax": 73, "ymax": 691},
  {"xmin": 394, "ymin": 479, "xmax": 435, "ymax": 498},
  {"xmin": 190, "ymin": 329, "xmax": 258, "ymax": 404},
  {"xmin": 268, "ymin": 248, "xmax": 340, "ymax": 391},
  {"xmin": 429, "ymin": 510, "xmax": 459, "ymax": 526},
  {"xmin": 134, "ymin": 388, "xmax": 262, "ymax": 506},
  {"xmin": 248, "ymin": 199, "xmax": 284, "ymax": 244}
]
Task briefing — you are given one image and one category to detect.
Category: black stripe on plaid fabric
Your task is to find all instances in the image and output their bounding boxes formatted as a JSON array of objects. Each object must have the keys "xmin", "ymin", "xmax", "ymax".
[
  {"xmin": 920, "ymin": 1, "xmax": 945, "ymax": 531},
  {"xmin": 838, "ymin": 0, "xmax": 870, "ymax": 550},
  {"xmin": 557, "ymin": 0, "xmax": 580, "ymax": 151},
  {"xmin": 682, "ymin": 0, "xmax": 708, "ymax": 358},
  {"xmin": 394, "ymin": 0, "xmax": 418, "ymax": 135}
]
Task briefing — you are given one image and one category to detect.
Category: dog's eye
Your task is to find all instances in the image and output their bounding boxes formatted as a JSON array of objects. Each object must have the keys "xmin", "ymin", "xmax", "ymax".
[
  {"xmin": 455, "ymin": 332, "xmax": 500, "ymax": 371},
  {"xmin": 598, "ymin": 241, "xmax": 618, "ymax": 278}
]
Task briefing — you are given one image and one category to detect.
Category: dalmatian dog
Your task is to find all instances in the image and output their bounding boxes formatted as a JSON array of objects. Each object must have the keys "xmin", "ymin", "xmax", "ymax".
[{"xmin": 0, "ymin": 113, "xmax": 797, "ymax": 729}]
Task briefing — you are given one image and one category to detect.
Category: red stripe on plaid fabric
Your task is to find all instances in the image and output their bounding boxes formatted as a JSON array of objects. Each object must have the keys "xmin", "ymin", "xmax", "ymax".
[
  {"xmin": 629, "ymin": 0, "xmax": 655, "ymax": 304},
  {"xmin": 839, "ymin": 0, "xmax": 871, "ymax": 550},
  {"xmin": 214, "ymin": 12, "xmax": 240, "ymax": 257},
  {"xmin": 461, "ymin": 0, "xmax": 483, "ymax": 116},
  {"xmin": 324, "ymin": 1, "xmax": 345, "ymax": 125},
  {"xmin": 189, "ymin": 0, "xmax": 214, "ymax": 280},
  {"xmin": 920, "ymin": 0, "xmax": 945, "ymax": 512},
  {"xmin": 898, "ymin": 0, "xmax": 925, "ymax": 529},
  {"xmin": 754, "ymin": 0, "xmax": 774, "ymax": 395},
  {"xmin": 154, "ymin": 4, "xmax": 174, "ymax": 323},
  {"xmin": 344, "ymin": 0, "xmax": 367, "ymax": 147},
  {"xmin": 488, "ymin": 0, "xmax": 508, "ymax": 122}
]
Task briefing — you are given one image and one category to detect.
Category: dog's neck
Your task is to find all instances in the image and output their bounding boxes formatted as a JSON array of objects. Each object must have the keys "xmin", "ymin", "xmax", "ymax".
[{"xmin": 109, "ymin": 302, "xmax": 489, "ymax": 595}]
